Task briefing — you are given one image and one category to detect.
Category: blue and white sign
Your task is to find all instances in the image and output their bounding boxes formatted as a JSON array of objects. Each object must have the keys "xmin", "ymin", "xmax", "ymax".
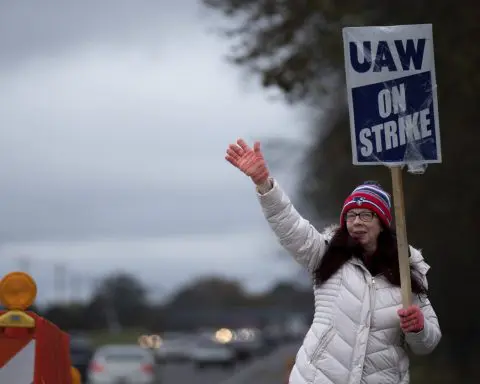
[{"xmin": 342, "ymin": 24, "xmax": 441, "ymax": 166}]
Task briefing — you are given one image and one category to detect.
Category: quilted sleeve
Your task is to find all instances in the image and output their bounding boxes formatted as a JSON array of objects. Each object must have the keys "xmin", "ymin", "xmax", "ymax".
[
  {"xmin": 403, "ymin": 247, "xmax": 442, "ymax": 354},
  {"xmin": 256, "ymin": 178, "xmax": 328, "ymax": 272},
  {"xmin": 404, "ymin": 295, "xmax": 442, "ymax": 355}
]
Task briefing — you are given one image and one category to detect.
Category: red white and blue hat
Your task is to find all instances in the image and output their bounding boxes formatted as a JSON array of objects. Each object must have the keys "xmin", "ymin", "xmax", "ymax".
[{"xmin": 340, "ymin": 181, "xmax": 392, "ymax": 227}]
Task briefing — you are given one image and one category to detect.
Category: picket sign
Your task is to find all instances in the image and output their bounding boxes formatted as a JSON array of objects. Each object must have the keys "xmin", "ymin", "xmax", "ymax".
[
  {"xmin": 342, "ymin": 24, "xmax": 441, "ymax": 307},
  {"xmin": 0, "ymin": 272, "xmax": 78, "ymax": 383}
]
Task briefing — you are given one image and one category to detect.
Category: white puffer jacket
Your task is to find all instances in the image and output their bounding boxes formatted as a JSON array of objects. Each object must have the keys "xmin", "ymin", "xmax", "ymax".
[{"xmin": 257, "ymin": 179, "xmax": 441, "ymax": 384}]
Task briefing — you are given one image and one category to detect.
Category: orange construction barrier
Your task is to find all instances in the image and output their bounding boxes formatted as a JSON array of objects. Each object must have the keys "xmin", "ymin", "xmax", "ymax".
[
  {"xmin": 285, "ymin": 356, "xmax": 295, "ymax": 384},
  {"xmin": 0, "ymin": 271, "xmax": 78, "ymax": 383},
  {"xmin": 71, "ymin": 366, "xmax": 82, "ymax": 384}
]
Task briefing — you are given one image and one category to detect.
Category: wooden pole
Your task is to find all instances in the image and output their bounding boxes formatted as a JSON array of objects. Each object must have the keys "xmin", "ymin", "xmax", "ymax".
[{"xmin": 390, "ymin": 166, "xmax": 412, "ymax": 308}]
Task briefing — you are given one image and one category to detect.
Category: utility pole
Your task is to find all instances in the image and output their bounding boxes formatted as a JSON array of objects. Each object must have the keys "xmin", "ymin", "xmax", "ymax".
[
  {"xmin": 69, "ymin": 273, "xmax": 85, "ymax": 302},
  {"xmin": 53, "ymin": 263, "xmax": 67, "ymax": 303},
  {"xmin": 17, "ymin": 255, "xmax": 31, "ymax": 274}
]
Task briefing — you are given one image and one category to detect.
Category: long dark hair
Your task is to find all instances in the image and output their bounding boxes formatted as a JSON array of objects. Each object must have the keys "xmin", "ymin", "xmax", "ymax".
[{"xmin": 313, "ymin": 225, "xmax": 427, "ymax": 295}]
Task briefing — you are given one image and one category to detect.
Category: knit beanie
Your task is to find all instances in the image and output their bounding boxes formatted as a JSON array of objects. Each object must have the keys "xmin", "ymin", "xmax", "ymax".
[{"xmin": 340, "ymin": 181, "xmax": 392, "ymax": 227}]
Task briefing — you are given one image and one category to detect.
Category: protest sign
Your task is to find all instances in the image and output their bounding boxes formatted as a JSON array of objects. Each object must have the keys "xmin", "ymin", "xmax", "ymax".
[
  {"xmin": 343, "ymin": 24, "xmax": 441, "ymax": 167},
  {"xmin": 342, "ymin": 24, "xmax": 441, "ymax": 307}
]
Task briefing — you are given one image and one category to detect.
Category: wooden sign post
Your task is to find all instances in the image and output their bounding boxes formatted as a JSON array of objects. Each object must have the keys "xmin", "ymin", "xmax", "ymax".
[
  {"xmin": 342, "ymin": 24, "xmax": 442, "ymax": 307},
  {"xmin": 390, "ymin": 166, "xmax": 412, "ymax": 307}
]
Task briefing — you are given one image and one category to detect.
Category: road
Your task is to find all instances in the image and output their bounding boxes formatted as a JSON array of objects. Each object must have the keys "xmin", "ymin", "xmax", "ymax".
[
  {"xmin": 155, "ymin": 361, "xmax": 247, "ymax": 384},
  {"xmin": 218, "ymin": 343, "xmax": 300, "ymax": 384},
  {"xmin": 154, "ymin": 343, "xmax": 300, "ymax": 384}
]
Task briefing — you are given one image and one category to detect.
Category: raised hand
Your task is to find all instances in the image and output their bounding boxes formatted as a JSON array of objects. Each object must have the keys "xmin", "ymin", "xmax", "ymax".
[{"xmin": 225, "ymin": 139, "xmax": 269, "ymax": 185}]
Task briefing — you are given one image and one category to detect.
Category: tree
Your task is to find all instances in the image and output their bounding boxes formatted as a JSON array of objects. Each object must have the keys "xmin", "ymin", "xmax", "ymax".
[
  {"xmin": 203, "ymin": 0, "xmax": 479, "ymax": 379},
  {"xmin": 162, "ymin": 277, "xmax": 255, "ymax": 330},
  {"xmin": 87, "ymin": 272, "xmax": 150, "ymax": 330},
  {"xmin": 166, "ymin": 276, "xmax": 247, "ymax": 310},
  {"xmin": 264, "ymin": 281, "xmax": 313, "ymax": 312},
  {"xmin": 43, "ymin": 303, "xmax": 88, "ymax": 331}
]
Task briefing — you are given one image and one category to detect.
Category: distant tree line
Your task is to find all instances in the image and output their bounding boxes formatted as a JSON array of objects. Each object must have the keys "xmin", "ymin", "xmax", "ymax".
[{"xmin": 36, "ymin": 272, "xmax": 313, "ymax": 332}]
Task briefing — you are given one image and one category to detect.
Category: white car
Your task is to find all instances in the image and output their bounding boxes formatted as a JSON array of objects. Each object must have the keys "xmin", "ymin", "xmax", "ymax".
[
  {"xmin": 189, "ymin": 337, "xmax": 236, "ymax": 369},
  {"xmin": 87, "ymin": 344, "xmax": 156, "ymax": 384}
]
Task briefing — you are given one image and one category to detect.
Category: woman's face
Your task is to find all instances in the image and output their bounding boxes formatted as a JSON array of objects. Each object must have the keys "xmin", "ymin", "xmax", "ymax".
[{"xmin": 345, "ymin": 208, "xmax": 382, "ymax": 253}]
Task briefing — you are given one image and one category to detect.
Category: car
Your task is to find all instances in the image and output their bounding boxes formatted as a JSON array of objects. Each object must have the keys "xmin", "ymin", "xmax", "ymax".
[
  {"xmin": 69, "ymin": 334, "xmax": 94, "ymax": 380},
  {"xmin": 189, "ymin": 337, "xmax": 236, "ymax": 370},
  {"xmin": 154, "ymin": 336, "xmax": 192, "ymax": 363},
  {"xmin": 87, "ymin": 344, "xmax": 156, "ymax": 384},
  {"xmin": 228, "ymin": 328, "xmax": 265, "ymax": 361},
  {"xmin": 262, "ymin": 322, "xmax": 286, "ymax": 348}
]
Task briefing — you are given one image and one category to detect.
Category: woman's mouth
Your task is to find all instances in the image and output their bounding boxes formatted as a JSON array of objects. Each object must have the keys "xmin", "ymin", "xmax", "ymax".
[{"xmin": 352, "ymin": 231, "xmax": 367, "ymax": 238}]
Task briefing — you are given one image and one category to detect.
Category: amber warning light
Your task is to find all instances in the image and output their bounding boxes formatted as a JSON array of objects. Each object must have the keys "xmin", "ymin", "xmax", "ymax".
[{"xmin": 0, "ymin": 271, "xmax": 37, "ymax": 328}]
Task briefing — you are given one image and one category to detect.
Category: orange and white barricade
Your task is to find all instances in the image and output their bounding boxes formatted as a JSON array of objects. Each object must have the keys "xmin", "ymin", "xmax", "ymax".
[{"xmin": 0, "ymin": 272, "xmax": 79, "ymax": 384}]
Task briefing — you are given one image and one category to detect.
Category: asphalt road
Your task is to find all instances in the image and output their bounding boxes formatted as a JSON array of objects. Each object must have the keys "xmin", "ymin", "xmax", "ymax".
[{"xmin": 155, "ymin": 361, "xmax": 246, "ymax": 384}]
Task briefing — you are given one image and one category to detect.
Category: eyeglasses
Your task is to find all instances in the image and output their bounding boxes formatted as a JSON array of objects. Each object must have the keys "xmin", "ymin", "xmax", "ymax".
[{"xmin": 345, "ymin": 211, "xmax": 376, "ymax": 222}]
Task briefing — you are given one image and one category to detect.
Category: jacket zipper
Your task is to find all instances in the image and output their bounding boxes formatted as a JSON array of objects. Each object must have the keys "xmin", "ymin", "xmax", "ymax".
[{"xmin": 370, "ymin": 276, "xmax": 376, "ymax": 320}]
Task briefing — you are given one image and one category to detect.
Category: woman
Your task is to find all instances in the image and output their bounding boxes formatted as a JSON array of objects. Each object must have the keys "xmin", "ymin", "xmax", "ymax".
[{"xmin": 225, "ymin": 139, "xmax": 441, "ymax": 384}]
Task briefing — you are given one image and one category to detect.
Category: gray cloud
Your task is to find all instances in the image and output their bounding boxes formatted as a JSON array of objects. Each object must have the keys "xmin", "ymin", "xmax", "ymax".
[
  {"xmin": 0, "ymin": 48, "xmax": 295, "ymax": 243},
  {"xmin": 0, "ymin": 1, "xmax": 308, "ymax": 295},
  {"xmin": 0, "ymin": 184, "xmax": 265, "ymax": 242},
  {"xmin": 0, "ymin": 17, "xmax": 301, "ymax": 244},
  {"xmin": 0, "ymin": 0, "xmax": 208, "ymax": 69}
]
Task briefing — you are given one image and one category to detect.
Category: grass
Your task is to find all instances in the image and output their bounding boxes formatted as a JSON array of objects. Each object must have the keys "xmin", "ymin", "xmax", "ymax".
[{"xmin": 86, "ymin": 328, "xmax": 148, "ymax": 348}]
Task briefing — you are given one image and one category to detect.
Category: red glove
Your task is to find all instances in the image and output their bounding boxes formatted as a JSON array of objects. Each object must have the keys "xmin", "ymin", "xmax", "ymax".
[
  {"xmin": 225, "ymin": 139, "xmax": 270, "ymax": 185},
  {"xmin": 397, "ymin": 305, "xmax": 424, "ymax": 333}
]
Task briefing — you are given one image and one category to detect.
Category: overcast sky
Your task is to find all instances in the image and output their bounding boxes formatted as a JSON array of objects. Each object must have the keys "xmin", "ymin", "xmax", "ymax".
[{"xmin": 0, "ymin": 1, "xmax": 313, "ymax": 305}]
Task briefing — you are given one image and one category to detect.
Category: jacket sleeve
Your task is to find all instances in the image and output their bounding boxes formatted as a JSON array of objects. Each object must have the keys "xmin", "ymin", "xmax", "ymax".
[
  {"xmin": 256, "ymin": 178, "xmax": 328, "ymax": 272},
  {"xmin": 404, "ymin": 295, "xmax": 442, "ymax": 355},
  {"xmin": 404, "ymin": 247, "xmax": 442, "ymax": 355}
]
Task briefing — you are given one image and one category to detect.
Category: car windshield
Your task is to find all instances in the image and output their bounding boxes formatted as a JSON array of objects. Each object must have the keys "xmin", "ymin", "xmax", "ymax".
[
  {"xmin": 98, "ymin": 347, "xmax": 148, "ymax": 362},
  {"xmin": 104, "ymin": 353, "xmax": 145, "ymax": 362}
]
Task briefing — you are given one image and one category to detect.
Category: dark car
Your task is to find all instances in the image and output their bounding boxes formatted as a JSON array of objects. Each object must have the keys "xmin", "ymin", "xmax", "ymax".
[{"xmin": 70, "ymin": 334, "xmax": 94, "ymax": 380}]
